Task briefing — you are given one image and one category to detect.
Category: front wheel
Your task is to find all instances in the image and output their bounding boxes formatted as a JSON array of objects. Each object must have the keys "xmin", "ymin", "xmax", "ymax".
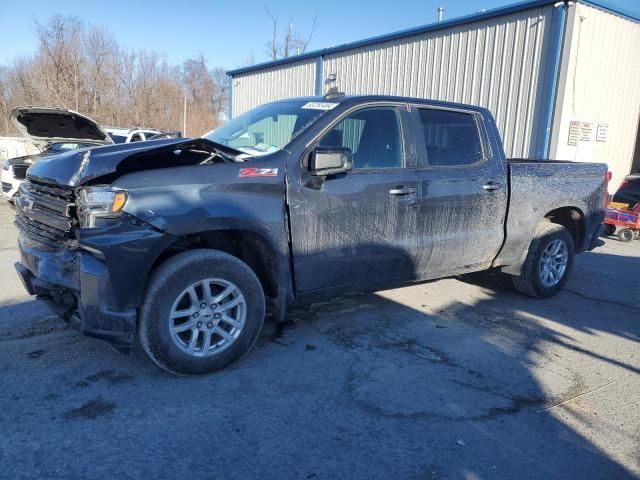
[
  {"xmin": 511, "ymin": 222, "xmax": 574, "ymax": 298},
  {"xmin": 139, "ymin": 249, "xmax": 265, "ymax": 375}
]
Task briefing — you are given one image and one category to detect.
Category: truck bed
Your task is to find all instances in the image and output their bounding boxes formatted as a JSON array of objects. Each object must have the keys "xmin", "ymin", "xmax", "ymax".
[
  {"xmin": 509, "ymin": 158, "xmax": 604, "ymax": 165},
  {"xmin": 493, "ymin": 159, "xmax": 608, "ymax": 271}
]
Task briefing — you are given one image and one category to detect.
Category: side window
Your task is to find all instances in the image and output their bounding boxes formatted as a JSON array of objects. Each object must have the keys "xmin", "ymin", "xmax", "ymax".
[
  {"xmin": 416, "ymin": 108, "xmax": 483, "ymax": 166},
  {"xmin": 130, "ymin": 133, "xmax": 143, "ymax": 142},
  {"xmin": 318, "ymin": 107, "xmax": 403, "ymax": 169}
]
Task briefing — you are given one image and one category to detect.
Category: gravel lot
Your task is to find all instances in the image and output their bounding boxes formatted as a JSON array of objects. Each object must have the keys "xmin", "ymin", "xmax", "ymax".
[{"xmin": 0, "ymin": 200, "xmax": 638, "ymax": 479}]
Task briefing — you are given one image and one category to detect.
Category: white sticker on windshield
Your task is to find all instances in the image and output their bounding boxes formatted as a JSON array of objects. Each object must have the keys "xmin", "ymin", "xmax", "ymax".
[{"xmin": 301, "ymin": 101, "xmax": 338, "ymax": 110}]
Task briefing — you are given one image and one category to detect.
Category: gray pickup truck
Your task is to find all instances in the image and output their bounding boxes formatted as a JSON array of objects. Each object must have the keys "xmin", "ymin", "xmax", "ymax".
[{"xmin": 13, "ymin": 94, "xmax": 608, "ymax": 374}]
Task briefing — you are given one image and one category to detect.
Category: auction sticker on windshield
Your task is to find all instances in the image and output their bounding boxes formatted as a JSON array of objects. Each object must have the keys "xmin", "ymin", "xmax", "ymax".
[
  {"xmin": 301, "ymin": 102, "xmax": 338, "ymax": 110},
  {"xmin": 239, "ymin": 168, "xmax": 278, "ymax": 177}
]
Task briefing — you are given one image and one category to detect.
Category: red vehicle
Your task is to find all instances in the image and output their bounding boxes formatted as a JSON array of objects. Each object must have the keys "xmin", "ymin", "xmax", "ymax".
[{"xmin": 604, "ymin": 203, "xmax": 640, "ymax": 242}]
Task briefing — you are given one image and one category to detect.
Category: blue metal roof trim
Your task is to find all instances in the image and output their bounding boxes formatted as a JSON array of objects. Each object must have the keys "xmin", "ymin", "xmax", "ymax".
[
  {"xmin": 227, "ymin": 0, "xmax": 639, "ymax": 77},
  {"xmin": 580, "ymin": 0, "xmax": 640, "ymax": 23}
]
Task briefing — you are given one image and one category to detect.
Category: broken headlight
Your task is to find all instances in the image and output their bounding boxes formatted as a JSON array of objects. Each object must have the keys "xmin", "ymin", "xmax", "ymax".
[{"xmin": 76, "ymin": 186, "xmax": 128, "ymax": 228}]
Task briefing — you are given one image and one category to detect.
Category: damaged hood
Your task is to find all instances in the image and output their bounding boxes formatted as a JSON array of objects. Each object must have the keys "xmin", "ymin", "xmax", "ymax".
[
  {"xmin": 10, "ymin": 106, "xmax": 113, "ymax": 149},
  {"xmin": 26, "ymin": 138, "xmax": 215, "ymax": 187}
]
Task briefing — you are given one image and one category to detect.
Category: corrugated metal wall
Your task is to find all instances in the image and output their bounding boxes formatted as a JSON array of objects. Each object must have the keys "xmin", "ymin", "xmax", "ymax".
[
  {"xmin": 231, "ymin": 59, "xmax": 317, "ymax": 116},
  {"xmin": 322, "ymin": 4, "xmax": 558, "ymax": 158},
  {"xmin": 550, "ymin": 3, "xmax": 640, "ymax": 191}
]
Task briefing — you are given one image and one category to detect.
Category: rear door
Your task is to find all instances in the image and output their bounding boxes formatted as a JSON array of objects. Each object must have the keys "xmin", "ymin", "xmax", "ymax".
[
  {"xmin": 410, "ymin": 105, "xmax": 508, "ymax": 277},
  {"xmin": 287, "ymin": 104, "xmax": 421, "ymax": 293}
]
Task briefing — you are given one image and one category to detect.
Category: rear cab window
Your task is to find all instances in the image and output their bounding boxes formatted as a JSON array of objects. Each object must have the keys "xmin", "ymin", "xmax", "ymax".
[{"xmin": 413, "ymin": 107, "xmax": 485, "ymax": 167}]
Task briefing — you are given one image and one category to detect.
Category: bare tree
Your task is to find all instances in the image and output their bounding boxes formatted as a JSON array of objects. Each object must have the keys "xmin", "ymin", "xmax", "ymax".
[
  {"xmin": 264, "ymin": 8, "xmax": 319, "ymax": 60},
  {"xmin": 266, "ymin": 7, "xmax": 279, "ymax": 61},
  {"xmin": 83, "ymin": 25, "xmax": 117, "ymax": 116},
  {"xmin": 35, "ymin": 15, "xmax": 85, "ymax": 110},
  {"xmin": 210, "ymin": 67, "xmax": 229, "ymax": 117},
  {"xmin": 0, "ymin": 67, "xmax": 10, "ymax": 133},
  {"xmin": 243, "ymin": 52, "xmax": 256, "ymax": 66},
  {"xmin": 0, "ymin": 15, "xmax": 228, "ymax": 137},
  {"xmin": 181, "ymin": 55, "xmax": 228, "ymax": 134}
]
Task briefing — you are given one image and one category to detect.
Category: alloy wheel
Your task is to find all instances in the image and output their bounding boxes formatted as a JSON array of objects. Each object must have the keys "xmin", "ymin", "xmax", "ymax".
[
  {"xmin": 169, "ymin": 278, "xmax": 246, "ymax": 357},
  {"xmin": 539, "ymin": 239, "xmax": 568, "ymax": 287}
]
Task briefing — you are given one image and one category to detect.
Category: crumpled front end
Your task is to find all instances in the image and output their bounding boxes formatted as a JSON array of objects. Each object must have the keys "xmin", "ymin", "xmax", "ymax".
[{"xmin": 14, "ymin": 177, "xmax": 173, "ymax": 352}]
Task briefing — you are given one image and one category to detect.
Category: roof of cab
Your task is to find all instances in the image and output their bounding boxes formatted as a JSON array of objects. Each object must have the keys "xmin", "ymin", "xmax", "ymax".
[{"xmin": 265, "ymin": 94, "xmax": 492, "ymax": 115}]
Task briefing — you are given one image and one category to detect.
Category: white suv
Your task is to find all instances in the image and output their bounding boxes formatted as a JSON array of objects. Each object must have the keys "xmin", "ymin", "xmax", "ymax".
[{"xmin": 105, "ymin": 127, "xmax": 163, "ymax": 144}]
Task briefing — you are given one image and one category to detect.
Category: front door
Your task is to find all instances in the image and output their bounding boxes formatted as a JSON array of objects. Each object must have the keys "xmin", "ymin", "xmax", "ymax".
[{"xmin": 287, "ymin": 105, "xmax": 420, "ymax": 293}]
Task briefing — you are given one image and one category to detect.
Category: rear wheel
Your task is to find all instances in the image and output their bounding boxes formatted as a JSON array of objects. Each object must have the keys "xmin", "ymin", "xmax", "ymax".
[
  {"xmin": 618, "ymin": 228, "xmax": 634, "ymax": 243},
  {"xmin": 511, "ymin": 222, "xmax": 574, "ymax": 298},
  {"xmin": 139, "ymin": 249, "xmax": 265, "ymax": 375}
]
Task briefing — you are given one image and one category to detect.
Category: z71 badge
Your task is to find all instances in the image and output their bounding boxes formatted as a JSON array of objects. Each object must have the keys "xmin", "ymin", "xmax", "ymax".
[{"xmin": 239, "ymin": 168, "xmax": 278, "ymax": 177}]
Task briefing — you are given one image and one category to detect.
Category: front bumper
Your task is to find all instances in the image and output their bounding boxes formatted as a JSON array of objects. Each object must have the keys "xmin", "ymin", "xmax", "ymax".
[
  {"xmin": 16, "ymin": 239, "xmax": 137, "ymax": 352},
  {"xmin": 15, "ymin": 219, "xmax": 174, "ymax": 353}
]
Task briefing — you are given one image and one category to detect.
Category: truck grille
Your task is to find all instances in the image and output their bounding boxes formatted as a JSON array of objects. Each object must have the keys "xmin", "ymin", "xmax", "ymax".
[{"xmin": 14, "ymin": 177, "xmax": 77, "ymax": 250}]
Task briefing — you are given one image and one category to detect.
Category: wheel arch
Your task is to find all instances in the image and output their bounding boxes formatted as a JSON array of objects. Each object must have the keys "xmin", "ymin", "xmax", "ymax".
[
  {"xmin": 497, "ymin": 205, "xmax": 586, "ymax": 275},
  {"xmin": 543, "ymin": 206, "xmax": 586, "ymax": 250},
  {"xmin": 148, "ymin": 228, "xmax": 288, "ymax": 306}
]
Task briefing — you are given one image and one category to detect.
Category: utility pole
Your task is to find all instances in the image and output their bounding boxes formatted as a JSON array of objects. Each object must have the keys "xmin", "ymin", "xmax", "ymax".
[{"xmin": 183, "ymin": 94, "xmax": 187, "ymax": 137}]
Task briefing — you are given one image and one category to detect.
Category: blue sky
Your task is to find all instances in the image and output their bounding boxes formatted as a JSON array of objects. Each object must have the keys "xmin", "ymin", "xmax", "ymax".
[{"xmin": 0, "ymin": 0, "xmax": 637, "ymax": 70}]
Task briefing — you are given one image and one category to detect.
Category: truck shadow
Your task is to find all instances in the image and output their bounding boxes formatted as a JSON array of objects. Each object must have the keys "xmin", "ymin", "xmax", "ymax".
[
  {"xmin": 249, "ymin": 247, "xmax": 639, "ymax": 478},
  {"xmin": 1, "ymin": 250, "xmax": 637, "ymax": 479}
]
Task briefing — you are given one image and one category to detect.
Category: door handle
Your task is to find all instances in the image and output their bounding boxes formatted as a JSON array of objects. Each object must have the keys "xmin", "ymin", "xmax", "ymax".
[
  {"xmin": 389, "ymin": 186, "xmax": 417, "ymax": 196},
  {"xmin": 482, "ymin": 182, "xmax": 502, "ymax": 192}
]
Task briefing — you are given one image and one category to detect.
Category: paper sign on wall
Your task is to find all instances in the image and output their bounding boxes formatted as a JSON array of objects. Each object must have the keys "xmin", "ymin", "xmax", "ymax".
[
  {"xmin": 596, "ymin": 123, "xmax": 609, "ymax": 142},
  {"xmin": 580, "ymin": 122, "xmax": 593, "ymax": 142},
  {"xmin": 568, "ymin": 121, "xmax": 580, "ymax": 146}
]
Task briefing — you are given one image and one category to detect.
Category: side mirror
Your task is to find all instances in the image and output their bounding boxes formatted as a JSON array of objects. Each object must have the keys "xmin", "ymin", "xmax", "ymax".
[{"xmin": 309, "ymin": 147, "xmax": 353, "ymax": 176}]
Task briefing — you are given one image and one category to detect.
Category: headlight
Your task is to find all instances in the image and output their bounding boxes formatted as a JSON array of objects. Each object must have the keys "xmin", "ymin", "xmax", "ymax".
[{"xmin": 76, "ymin": 186, "xmax": 128, "ymax": 228}]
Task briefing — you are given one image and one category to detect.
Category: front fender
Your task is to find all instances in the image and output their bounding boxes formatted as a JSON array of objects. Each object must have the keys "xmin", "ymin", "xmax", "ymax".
[{"xmin": 113, "ymin": 163, "xmax": 293, "ymax": 311}]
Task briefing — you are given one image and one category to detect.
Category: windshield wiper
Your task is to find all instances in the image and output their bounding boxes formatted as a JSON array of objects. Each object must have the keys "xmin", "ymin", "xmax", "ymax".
[{"xmin": 201, "ymin": 138, "xmax": 247, "ymax": 162}]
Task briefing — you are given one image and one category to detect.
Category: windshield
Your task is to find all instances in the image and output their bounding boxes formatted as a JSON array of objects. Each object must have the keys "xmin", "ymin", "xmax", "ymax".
[
  {"xmin": 109, "ymin": 134, "xmax": 128, "ymax": 144},
  {"xmin": 203, "ymin": 100, "xmax": 337, "ymax": 156}
]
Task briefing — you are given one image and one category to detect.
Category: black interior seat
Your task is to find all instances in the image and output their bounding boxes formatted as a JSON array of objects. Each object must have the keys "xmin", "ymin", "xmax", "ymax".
[{"xmin": 352, "ymin": 109, "xmax": 400, "ymax": 169}]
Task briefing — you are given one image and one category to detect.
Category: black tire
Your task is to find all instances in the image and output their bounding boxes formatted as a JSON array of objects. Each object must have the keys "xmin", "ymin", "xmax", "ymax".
[
  {"xmin": 602, "ymin": 223, "xmax": 616, "ymax": 236},
  {"xmin": 511, "ymin": 222, "xmax": 574, "ymax": 298},
  {"xmin": 139, "ymin": 249, "xmax": 265, "ymax": 375},
  {"xmin": 618, "ymin": 228, "xmax": 634, "ymax": 243}
]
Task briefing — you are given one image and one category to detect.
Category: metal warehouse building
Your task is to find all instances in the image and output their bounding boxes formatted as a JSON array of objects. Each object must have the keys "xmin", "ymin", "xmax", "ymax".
[{"xmin": 227, "ymin": 0, "xmax": 640, "ymax": 190}]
